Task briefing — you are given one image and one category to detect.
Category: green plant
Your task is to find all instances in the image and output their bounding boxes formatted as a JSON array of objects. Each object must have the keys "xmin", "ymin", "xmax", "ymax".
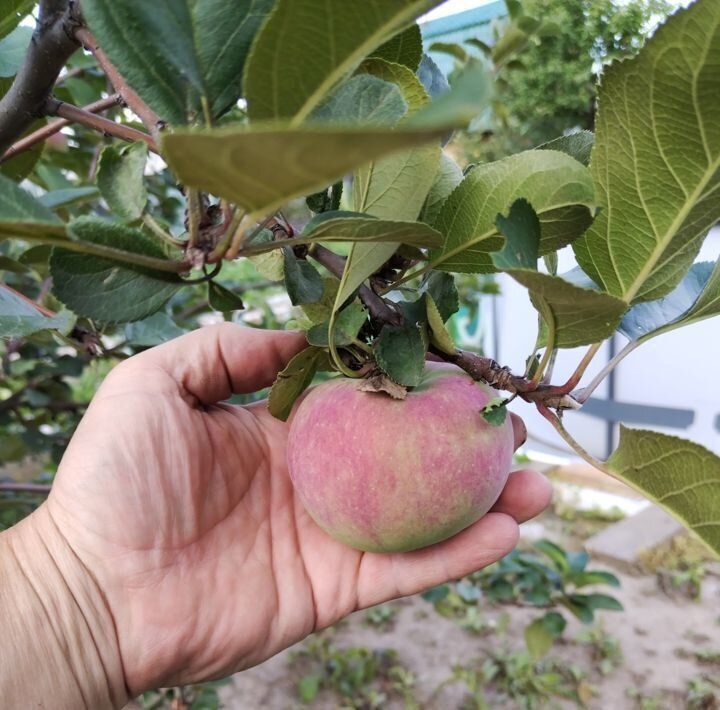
[
  {"xmin": 424, "ymin": 539, "xmax": 622, "ymax": 658},
  {"xmin": 290, "ymin": 634, "xmax": 417, "ymax": 709},
  {"xmin": 686, "ymin": 674, "xmax": 720, "ymax": 710},
  {"xmin": 575, "ymin": 624, "xmax": 623, "ymax": 676},
  {"xmin": 363, "ymin": 604, "xmax": 397, "ymax": 631},
  {"xmin": 139, "ymin": 680, "xmax": 230, "ymax": 710},
  {"xmin": 448, "ymin": 649, "xmax": 590, "ymax": 710}
]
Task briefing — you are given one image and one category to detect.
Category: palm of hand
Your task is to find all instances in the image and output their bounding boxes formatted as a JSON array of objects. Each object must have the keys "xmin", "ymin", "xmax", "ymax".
[{"xmin": 45, "ymin": 325, "xmax": 549, "ymax": 694}]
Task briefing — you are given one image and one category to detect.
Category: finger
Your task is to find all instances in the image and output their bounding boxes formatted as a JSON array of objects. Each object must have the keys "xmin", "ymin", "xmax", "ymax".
[
  {"xmin": 134, "ymin": 323, "xmax": 306, "ymax": 404},
  {"xmin": 509, "ymin": 412, "xmax": 527, "ymax": 450},
  {"xmin": 490, "ymin": 468, "xmax": 553, "ymax": 523},
  {"xmin": 356, "ymin": 512, "xmax": 519, "ymax": 609}
]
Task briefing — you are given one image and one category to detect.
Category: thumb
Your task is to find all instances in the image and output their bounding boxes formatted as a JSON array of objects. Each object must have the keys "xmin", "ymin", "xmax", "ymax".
[{"xmin": 133, "ymin": 323, "xmax": 306, "ymax": 405}]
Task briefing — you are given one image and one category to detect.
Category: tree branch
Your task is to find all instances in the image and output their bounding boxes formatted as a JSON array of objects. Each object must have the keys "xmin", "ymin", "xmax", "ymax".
[
  {"xmin": 0, "ymin": 0, "xmax": 81, "ymax": 155},
  {"xmin": 45, "ymin": 98, "xmax": 158, "ymax": 152},
  {"xmin": 0, "ymin": 482, "xmax": 52, "ymax": 494},
  {"xmin": 1, "ymin": 93, "xmax": 122, "ymax": 163},
  {"xmin": 74, "ymin": 27, "xmax": 163, "ymax": 136}
]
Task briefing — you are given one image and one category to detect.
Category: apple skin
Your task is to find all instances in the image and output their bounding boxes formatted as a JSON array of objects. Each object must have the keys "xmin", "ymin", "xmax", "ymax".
[{"xmin": 286, "ymin": 364, "xmax": 515, "ymax": 553}]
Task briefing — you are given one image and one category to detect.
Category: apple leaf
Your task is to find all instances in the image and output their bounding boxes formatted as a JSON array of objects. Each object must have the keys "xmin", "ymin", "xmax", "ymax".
[
  {"xmin": 607, "ymin": 427, "xmax": 720, "ymax": 557},
  {"xmin": 491, "ymin": 197, "xmax": 540, "ymax": 271},
  {"xmin": 619, "ymin": 260, "xmax": 720, "ymax": 342},
  {"xmin": 207, "ymin": 282, "xmax": 245, "ymax": 313},
  {"xmin": 481, "ymin": 398, "xmax": 508, "ymax": 427},
  {"xmin": 0, "ymin": 174, "xmax": 67, "ymax": 240},
  {"xmin": 283, "ymin": 249, "xmax": 324, "ymax": 306},
  {"xmin": 0, "ymin": 0, "xmax": 34, "ymax": 40},
  {"xmin": 39, "ymin": 187, "xmax": 100, "ymax": 211},
  {"xmin": 374, "ymin": 316, "xmax": 427, "ymax": 387},
  {"xmin": 303, "ymin": 215, "xmax": 443, "ymax": 249},
  {"xmin": 538, "ymin": 131, "xmax": 594, "ymax": 167},
  {"xmin": 370, "ymin": 23, "xmax": 423, "ymax": 71},
  {"xmin": 162, "ymin": 124, "xmax": 450, "ymax": 220},
  {"xmin": 82, "ymin": 0, "xmax": 273, "ymax": 123},
  {"xmin": 306, "ymin": 303, "xmax": 367, "ymax": 347},
  {"xmin": 310, "ymin": 74, "xmax": 407, "ymax": 126},
  {"xmin": 524, "ymin": 618, "xmax": 555, "ymax": 661},
  {"xmin": 50, "ymin": 218, "xmax": 183, "ymax": 323},
  {"xmin": 420, "ymin": 271, "xmax": 459, "ymax": 322},
  {"xmin": 420, "ymin": 152, "xmax": 464, "ymax": 225},
  {"xmin": 573, "ymin": 0, "xmax": 720, "ymax": 303},
  {"xmin": 243, "ymin": 0, "xmax": 444, "ymax": 122},
  {"xmin": 0, "ymin": 286, "xmax": 75, "ymax": 338},
  {"xmin": 96, "ymin": 142, "xmax": 148, "ymax": 222},
  {"xmin": 425, "ymin": 294, "xmax": 455, "ymax": 355},
  {"xmin": 431, "ymin": 150, "xmax": 596, "ymax": 273},
  {"xmin": 124, "ymin": 312, "xmax": 185, "ymax": 346},
  {"xmin": 359, "ymin": 58, "xmax": 430, "ymax": 113},
  {"xmin": 417, "ymin": 54, "xmax": 449, "ymax": 100},
  {"xmin": 0, "ymin": 25, "xmax": 31, "ymax": 77},
  {"xmin": 267, "ymin": 346, "xmax": 330, "ymax": 421}
]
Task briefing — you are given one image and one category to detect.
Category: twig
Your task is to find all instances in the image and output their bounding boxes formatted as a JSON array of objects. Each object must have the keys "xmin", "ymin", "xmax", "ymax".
[
  {"xmin": 75, "ymin": 27, "xmax": 163, "ymax": 136},
  {"xmin": 1, "ymin": 93, "xmax": 122, "ymax": 163},
  {"xmin": 0, "ymin": 0, "xmax": 81, "ymax": 154},
  {"xmin": 574, "ymin": 339, "xmax": 639, "ymax": 404},
  {"xmin": 45, "ymin": 98, "xmax": 158, "ymax": 152},
  {"xmin": 310, "ymin": 244, "xmax": 402, "ymax": 326},
  {"xmin": 0, "ymin": 482, "xmax": 52, "ymax": 494}
]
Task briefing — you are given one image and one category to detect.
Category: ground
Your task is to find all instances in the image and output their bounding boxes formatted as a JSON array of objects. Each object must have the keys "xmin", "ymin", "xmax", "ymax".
[{"xmin": 215, "ymin": 501, "xmax": 720, "ymax": 710}]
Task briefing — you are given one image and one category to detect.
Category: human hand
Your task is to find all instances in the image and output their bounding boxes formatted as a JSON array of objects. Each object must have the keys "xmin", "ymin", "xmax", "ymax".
[{"xmin": 8, "ymin": 324, "xmax": 552, "ymax": 703}]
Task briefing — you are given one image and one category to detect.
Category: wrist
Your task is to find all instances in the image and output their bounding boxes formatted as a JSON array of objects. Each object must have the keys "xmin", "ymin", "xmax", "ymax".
[{"xmin": 0, "ymin": 504, "xmax": 129, "ymax": 709}]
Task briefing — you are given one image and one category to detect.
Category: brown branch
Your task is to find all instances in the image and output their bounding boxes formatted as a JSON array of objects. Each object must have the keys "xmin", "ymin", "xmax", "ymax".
[
  {"xmin": 45, "ymin": 98, "xmax": 158, "ymax": 152},
  {"xmin": 0, "ymin": 0, "xmax": 81, "ymax": 154},
  {"xmin": 75, "ymin": 27, "xmax": 163, "ymax": 136},
  {"xmin": 1, "ymin": 93, "xmax": 122, "ymax": 162},
  {"xmin": 0, "ymin": 482, "xmax": 52, "ymax": 494}
]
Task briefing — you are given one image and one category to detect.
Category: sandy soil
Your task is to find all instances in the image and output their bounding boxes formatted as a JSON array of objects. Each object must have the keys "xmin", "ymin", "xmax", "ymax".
[{"xmin": 217, "ymin": 530, "xmax": 720, "ymax": 709}]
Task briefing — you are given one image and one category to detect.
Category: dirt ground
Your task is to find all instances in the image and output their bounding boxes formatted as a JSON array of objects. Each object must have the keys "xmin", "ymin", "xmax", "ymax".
[{"xmin": 216, "ymin": 509, "xmax": 720, "ymax": 709}]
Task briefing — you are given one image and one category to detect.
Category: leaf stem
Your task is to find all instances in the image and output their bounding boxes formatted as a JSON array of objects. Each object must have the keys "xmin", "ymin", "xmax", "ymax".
[
  {"xmin": 575, "ymin": 339, "xmax": 639, "ymax": 404},
  {"xmin": 142, "ymin": 214, "xmax": 185, "ymax": 248},
  {"xmin": 536, "ymin": 403, "xmax": 611, "ymax": 474},
  {"xmin": 559, "ymin": 342, "xmax": 603, "ymax": 393},
  {"xmin": 186, "ymin": 189, "xmax": 202, "ymax": 250},
  {"xmin": 208, "ymin": 209, "xmax": 249, "ymax": 262},
  {"xmin": 531, "ymin": 307, "xmax": 556, "ymax": 387}
]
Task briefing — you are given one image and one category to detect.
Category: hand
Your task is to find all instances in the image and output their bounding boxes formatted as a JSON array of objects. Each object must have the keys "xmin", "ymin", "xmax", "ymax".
[{"xmin": 17, "ymin": 324, "xmax": 552, "ymax": 700}]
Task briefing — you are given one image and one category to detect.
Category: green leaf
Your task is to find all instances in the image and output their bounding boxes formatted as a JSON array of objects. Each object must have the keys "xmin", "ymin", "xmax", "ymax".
[
  {"xmin": 573, "ymin": 0, "xmax": 720, "ymax": 304},
  {"xmin": 431, "ymin": 150, "xmax": 596, "ymax": 273},
  {"xmin": 370, "ymin": 23, "xmax": 423, "ymax": 71},
  {"xmin": 568, "ymin": 571, "xmax": 620, "ymax": 589},
  {"xmin": 492, "ymin": 198, "xmax": 540, "ymax": 270},
  {"xmin": 417, "ymin": 54, "xmax": 449, "ymax": 100},
  {"xmin": 82, "ymin": 0, "xmax": 273, "ymax": 123},
  {"xmin": 0, "ymin": 286, "xmax": 75, "ymax": 338},
  {"xmin": 524, "ymin": 618, "xmax": 555, "ymax": 661},
  {"xmin": 420, "ymin": 271, "xmax": 459, "ymax": 322},
  {"xmin": 420, "ymin": 152, "xmax": 463, "ymax": 225},
  {"xmin": 534, "ymin": 539, "xmax": 569, "ymax": 573},
  {"xmin": 310, "ymin": 74, "xmax": 407, "ymax": 126},
  {"xmin": 558, "ymin": 597, "xmax": 593, "ymax": 624},
  {"xmin": 359, "ymin": 57, "xmax": 429, "ymax": 113},
  {"xmin": 303, "ymin": 215, "xmax": 443, "ymax": 248},
  {"xmin": 50, "ymin": 218, "xmax": 183, "ymax": 323},
  {"xmin": 425, "ymin": 294, "xmax": 455, "ymax": 354},
  {"xmin": 0, "ymin": 0, "xmax": 33, "ymax": 40},
  {"xmin": 306, "ymin": 181, "xmax": 343, "ymax": 214},
  {"xmin": 491, "ymin": 24, "xmax": 531, "ymax": 67},
  {"xmin": 162, "ymin": 124, "xmax": 450, "ymax": 220},
  {"xmin": 243, "ymin": 0, "xmax": 444, "ymax": 122},
  {"xmin": 0, "ymin": 174, "xmax": 67, "ymax": 240},
  {"xmin": 307, "ymin": 302, "xmax": 367, "ymax": 347},
  {"xmin": 301, "ymin": 278, "xmax": 338, "ymax": 325},
  {"xmin": 408, "ymin": 59, "xmax": 491, "ymax": 129},
  {"xmin": 541, "ymin": 612, "xmax": 567, "ymax": 637},
  {"xmin": 538, "ymin": 131, "xmax": 594, "ymax": 167},
  {"xmin": 38, "ymin": 187, "xmax": 101, "ymax": 210},
  {"xmin": 96, "ymin": 142, "xmax": 148, "ymax": 222},
  {"xmin": 124, "ymin": 312, "xmax": 185, "ymax": 346},
  {"xmin": 267, "ymin": 346, "xmax": 329, "ymax": 421},
  {"xmin": 246, "ymin": 230, "xmax": 284, "ymax": 280},
  {"xmin": 333, "ymin": 242, "xmax": 398, "ymax": 312},
  {"xmin": 374, "ymin": 317, "xmax": 427, "ymax": 387},
  {"xmin": 576, "ymin": 593, "xmax": 624, "ymax": 613},
  {"xmin": 607, "ymin": 426, "xmax": 720, "ymax": 557},
  {"xmin": 0, "ymin": 78, "xmax": 44, "ymax": 182},
  {"xmin": 481, "ymin": 397, "xmax": 508, "ymax": 427},
  {"xmin": 618, "ymin": 260, "xmax": 720, "ymax": 343},
  {"xmin": 298, "ymin": 673, "xmax": 322, "ymax": 704},
  {"xmin": 208, "ymin": 282, "xmax": 245, "ymax": 313},
  {"xmin": 283, "ymin": 249, "xmax": 324, "ymax": 306},
  {"xmin": 0, "ymin": 24, "xmax": 31, "ymax": 77},
  {"xmin": 428, "ymin": 41, "xmax": 469, "ymax": 63},
  {"xmin": 512, "ymin": 270, "xmax": 628, "ymax": 348}
]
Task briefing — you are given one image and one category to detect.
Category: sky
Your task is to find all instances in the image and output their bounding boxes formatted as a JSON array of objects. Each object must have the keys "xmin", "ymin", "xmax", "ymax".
[{"xmin": 421, "ymin": 0, "xmax": 691, "ymax": 23}]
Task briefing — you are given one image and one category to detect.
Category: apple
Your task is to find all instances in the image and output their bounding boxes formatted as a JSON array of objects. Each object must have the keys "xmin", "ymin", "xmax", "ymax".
[{"xmin": 287, "ymin": 364, "xmax": 515, "ymax": 553}]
